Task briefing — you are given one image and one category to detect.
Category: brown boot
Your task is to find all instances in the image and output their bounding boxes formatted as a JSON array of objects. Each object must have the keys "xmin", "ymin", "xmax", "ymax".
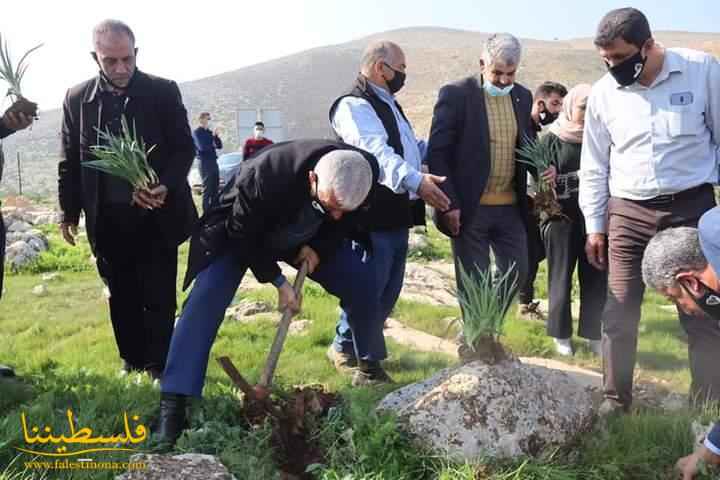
[
  {"xmin": 351, "ymin": 361, "xmax": 394, "ymax": 387},
  {"xmin": 326, "ymin": 346, "xmax": 357, "ymax": 374}
]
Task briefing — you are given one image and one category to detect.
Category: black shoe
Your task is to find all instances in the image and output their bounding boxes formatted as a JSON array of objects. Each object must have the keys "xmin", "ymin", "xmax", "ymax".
[
  {"xmin": 0, "ymin": 365, "xmax": 15, "ymax": 378},
  {"xmin": 352, "ymin": 361, "xmax": 394, "ymax": 387},
  {"xmin": 155, "ymin": 393, "xmax": 189, "ymax": 447},
  {"xmin": 121, "ymin": 360, "xmax": 141, "ymax": 375},
  {"xmin": 145, "ymin": 364, "xmax": 164, "ymax": 381}
]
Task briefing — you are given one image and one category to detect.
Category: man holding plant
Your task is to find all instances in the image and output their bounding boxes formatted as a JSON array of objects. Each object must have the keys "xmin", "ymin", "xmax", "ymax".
[
  {"xmin": 0, "ymin": 107, "xmax": 33, "ymax": 379},
  {"xmin": 58, "ymin": 19, "xmax": 198, "ymax": 380}
]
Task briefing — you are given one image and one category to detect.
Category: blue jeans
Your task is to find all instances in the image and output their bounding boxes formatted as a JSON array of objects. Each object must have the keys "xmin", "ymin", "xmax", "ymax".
[
  {"xmin": 311, "ymin": 229, "xmax": 408, "ymax": 362},
  {"xmin": 162, "ymin": 252, "xmax": 247, "ymax": 397}
]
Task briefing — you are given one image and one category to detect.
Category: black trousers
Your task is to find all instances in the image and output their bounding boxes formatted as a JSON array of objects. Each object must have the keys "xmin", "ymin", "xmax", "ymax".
[
  {"xmin": 542, "ymin": 206, "xmax": 606, "ymax": 341},
  {"xmin": 518, "ymin": 212, "xmax": 544, "ymax": 304},
  {"xmin": 95, "ymin": 205, "xmax": 178, "ymax": 371},
  {"xmin": 0, "ymin": 212, "xmax": 5, "ymax": 301},
  {"xmin": 200, "ymin": 162, "xmax": 219, "ymax": 214}
]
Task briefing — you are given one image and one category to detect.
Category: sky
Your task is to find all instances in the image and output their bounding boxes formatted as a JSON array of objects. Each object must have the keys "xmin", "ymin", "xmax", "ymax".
[{"xmin": 1, "ymin": 0, "xmax": 718, "ymax": 110}]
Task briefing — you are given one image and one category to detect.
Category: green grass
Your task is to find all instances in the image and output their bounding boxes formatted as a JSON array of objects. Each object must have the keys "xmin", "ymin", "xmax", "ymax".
[
  {"xmin": 407, "ymin": 224, "xmax": 453, "ymax": 262},
  {"xmin": 0, "ymin": 230, "xmax": 716, "ymax": 479}
]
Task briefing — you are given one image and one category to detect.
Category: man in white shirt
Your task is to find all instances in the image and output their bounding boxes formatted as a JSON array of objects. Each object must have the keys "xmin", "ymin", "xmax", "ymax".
[{"xmin": 580, "ymin": 7, "xmax": 720, "ymax": 414}]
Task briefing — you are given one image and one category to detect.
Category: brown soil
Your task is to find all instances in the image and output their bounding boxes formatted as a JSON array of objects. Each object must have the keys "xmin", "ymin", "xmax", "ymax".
[
  {"xmin": 457, "ymin": 335, "xmax": 513, "ymax": 365},
  {"xmin": 6, "ymin": 96, "xmax": 38, "ymax": 118},
  {"xmin": 243, "ymin": 385, "xmax": 339, "ymax": 479},
  {"xmin": 533, "ymin": 190, "xmax": 567, "ymax": 220}
]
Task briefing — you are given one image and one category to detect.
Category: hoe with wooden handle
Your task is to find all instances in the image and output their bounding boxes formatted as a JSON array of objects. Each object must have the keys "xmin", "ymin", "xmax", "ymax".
[{"xmin": 217, "ymin": 260, "xmax": 309, "ymax": 407}]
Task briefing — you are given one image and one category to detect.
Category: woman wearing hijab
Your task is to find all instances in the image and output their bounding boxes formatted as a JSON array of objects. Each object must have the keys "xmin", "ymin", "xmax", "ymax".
[{"xmin": 541, "ymin": 84, "xmax": 607, "ymax": 356}]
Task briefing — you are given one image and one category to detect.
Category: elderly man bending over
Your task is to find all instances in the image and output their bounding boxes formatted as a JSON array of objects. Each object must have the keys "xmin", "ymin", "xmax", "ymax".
[
  {"xmin": 155, "ymin": 139, "xmax": 379, "ymax": 446},
  {"xmin": 642, "ymin": 207, "xmax": 720, "ymax": 479}
]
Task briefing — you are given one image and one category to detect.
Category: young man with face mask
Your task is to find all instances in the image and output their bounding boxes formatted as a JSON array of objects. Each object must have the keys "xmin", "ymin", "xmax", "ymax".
[
  {"xmin": 243, "ymin": 121, "xmax": 274, "ymax": 159},
  {"xmin": 530, "ymin": 81, "xmax": 567, "ymax": 132},
  {"xmin": 580, "ymin": 8, "xmax": 720, "ymax": 415},
  {"xmin": 58, "ymin": 20, "xmax": 198, "ymax": 380},
  {"xmin": 641, "ymin": 207, "xmax": 720, "ymax": 479},
  {"xmin": 192, "ymin": 112, "xmax": 223, "ymax": 212},
  {"xmin": 320, "ymin": 40, "xmax": 450, "ymax": 386},
  {"xmin": 519, "ymin": 81, "xmax": 568, "ymax": 320},
  {"xmin": 427, "ymin": 33, "xmax": 556, "ymax": 323}
]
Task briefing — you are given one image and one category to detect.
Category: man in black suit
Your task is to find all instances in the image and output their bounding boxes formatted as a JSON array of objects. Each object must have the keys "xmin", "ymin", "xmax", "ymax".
[
  {"xmin": 427, "ymin": 33, "xmax": 555, "ymax": 308},
  {"xmin": 156, "ymin": 140, "xmax": 378, "ymax": 446},
  {"xmin": 59, "ymin": 19, "xmax": 198, "ymax": 380},
  {"xmin": 0, "ymin": 106, "xmax": 34, "ymax": 378}
]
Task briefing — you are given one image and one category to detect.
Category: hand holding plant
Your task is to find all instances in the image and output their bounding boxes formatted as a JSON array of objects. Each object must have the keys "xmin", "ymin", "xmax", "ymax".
[
  {"xmin": 0, "ymin": 33, "xmax": 43, "ymax": 118},
  {"xmin": 516, "ymin": 135, "xmax": 566, "ymax": 220},
  {"xmin": 83, "ymin": 116, "xmax": 162, "ymax": 210}
]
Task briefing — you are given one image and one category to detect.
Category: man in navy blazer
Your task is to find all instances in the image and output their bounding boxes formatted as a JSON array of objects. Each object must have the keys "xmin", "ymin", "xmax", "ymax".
[{"xmin": 427, "ymin": 33, "xmax": 554, "ymax": 316}]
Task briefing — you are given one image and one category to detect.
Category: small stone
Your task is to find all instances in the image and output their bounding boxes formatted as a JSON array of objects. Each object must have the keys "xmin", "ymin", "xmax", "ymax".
[
  {"xmin": 114, "ymin": 453, "xmax": 237, "ymax": 480},
  {"xmin": 408, "ymin": 232, "xmax": 430, "ymax": 252},
  {"xmin": 32, "ymin": 284, "xmax": 48, "ymax": 296},
  {"xmin": 289, "ymin": 319, "xmax": 312, "ymax": 336},
  {"xmin": 226, "ymin": 300, "xmax": 274, "ymax": 320},
  {"xmin": 7, "ymin": 221, "xmax": 32, "ymax": 233},
  {"xmin": 660, "ymin": 392, "xmax": 687, "ymax": 412},
  {"xmin": 41, "ymin": 272, "xmax": 62, "ymax": 282}
]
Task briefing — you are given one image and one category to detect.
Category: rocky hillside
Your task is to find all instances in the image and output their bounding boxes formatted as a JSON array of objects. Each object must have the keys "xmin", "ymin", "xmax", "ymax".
[{"xmin": 1, "ymin": 27, "xmax": 718, "ymax": 197}]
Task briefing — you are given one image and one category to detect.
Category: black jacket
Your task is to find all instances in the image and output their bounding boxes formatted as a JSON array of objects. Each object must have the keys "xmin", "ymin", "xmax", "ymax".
[
  {"xmin": 183, "ymin": 139, "xmax": 380, "ymax": 289},
  {"xmin": 426, "ymin": 76, "xmax": 536, "ymax": 237},
  {"xmin": 0, "ymin": 124, "xmax": 13, "ymax": 139},
  {"xmin": 330, "ymin": 74, "xmax": 425, "ymax": 231},
  {"xmin": 59, "ymin": 70, "xmax": 198, "ymax": 253}
]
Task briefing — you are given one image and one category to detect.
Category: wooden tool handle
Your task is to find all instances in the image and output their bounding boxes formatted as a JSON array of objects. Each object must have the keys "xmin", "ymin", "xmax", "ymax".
[{"xmin": 258, "ymin": 261, "xmax": 309, "ymax": 388}]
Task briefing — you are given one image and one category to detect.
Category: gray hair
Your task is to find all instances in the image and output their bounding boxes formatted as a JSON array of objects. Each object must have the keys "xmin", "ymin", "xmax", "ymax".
[
  {"xmin": 482, "ymin": 33, "xmax": 522, "ymax": 66},
  {"xmin": 642, "ymin": 227, "xmax": 708, "ymax": 291},
  {"xmin": 360, "ymin": 40, "xmax": 401, "ymax": 75},
  {"xmin": 315, "ymin": 150, "xmax": 373, "ymax": 210},
  {"xmin": 93, "ymin": 19, "xmax": 136, "ymax": 48}
]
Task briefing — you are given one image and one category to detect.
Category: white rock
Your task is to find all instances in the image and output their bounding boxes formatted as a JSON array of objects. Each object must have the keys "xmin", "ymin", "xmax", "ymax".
[
  {"xmin": 408, "ymin": 232, "xmax": 430, "ymax": 252},
  {"xmin": 377, "ymin": 359, "xmax": 595, "ymax": 460},
  {"xmin": 42, "ymin": 272, "xmax": 62, "ymax": 282},
  {"xmin": 32, "ymin": 284, "xmax": 48, "ymax": 296},
  {"xmin": 289, "ymin": 319, "xmax": 312, "ymax": 336},
  {"xmin": 6, "ymin": 241, "xmax": 36, "ymax": 271},
  {"xmin": 115, "ymin": 453, "xmax": 237, "ymax": 480},
  {"xmin": 226, "ymin": 299, "xmax": 274, "ymax": 320},
  {"xmin": 7, "ymin": 221, "xmax": 32, "ymax": 233}
]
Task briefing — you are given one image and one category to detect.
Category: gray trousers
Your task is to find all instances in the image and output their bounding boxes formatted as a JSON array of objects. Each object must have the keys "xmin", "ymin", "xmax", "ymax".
[
  {"xmin": 603, "ymin": 185, "xmax": 720, "ymax": 408},
  {"xmin": 451, "ymin": 205, "xmax": 528, "ymax": 315}
]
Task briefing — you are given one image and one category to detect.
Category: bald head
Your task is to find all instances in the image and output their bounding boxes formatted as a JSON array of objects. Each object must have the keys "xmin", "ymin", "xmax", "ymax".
[{"xmin": 360, "ymin": 40, "xmax": 404, "ymax": 76}]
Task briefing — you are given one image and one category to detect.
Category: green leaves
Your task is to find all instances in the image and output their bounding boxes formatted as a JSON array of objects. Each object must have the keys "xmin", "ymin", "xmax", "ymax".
[
  {"xmin": 0, "ymin": 32, "xmax": 43, "ymax": 100},
  {"xmin": 84, "ymin": 116, "xmax": 159, "ymax": 190},
  {"xmin": 455, "ymin": 263, "xmax": 518, "ymax": 349},
  {"xmin": 516, "ymin": 134, "xmax": 558, "ymax": 193}
]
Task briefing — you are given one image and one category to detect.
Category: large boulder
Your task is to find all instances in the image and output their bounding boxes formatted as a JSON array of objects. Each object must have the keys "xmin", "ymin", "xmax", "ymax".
[
  {"xmin": 5, "ymin": 241, "xmax": 38, "ymax": 271},
  {"xmin": 4, "ymin": 230, "xmax": 49, "ymax": 271},
  {"xmin": 377, "ymin": 359, "xmax": 595, "ymax": 461},
  {"xmin": 115, "ymin": 453, "xmax": 236, "ymax": 480}
]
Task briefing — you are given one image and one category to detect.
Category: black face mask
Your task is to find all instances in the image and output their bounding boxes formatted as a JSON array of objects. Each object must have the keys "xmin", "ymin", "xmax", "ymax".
[
  {"xmin": 681, "ymin": 281, "xmax": 720, "ymax": 321},
  {"xmin": 607, "ymin": 50, "xmax": 647, "ymax": 87},
  {"xmin": 538, "ymin": 104, "xmax": 559, "ymax": 126},
  {"xmin": 382, "ymin": 62, "xmax": 406, "ymax": 94}
]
